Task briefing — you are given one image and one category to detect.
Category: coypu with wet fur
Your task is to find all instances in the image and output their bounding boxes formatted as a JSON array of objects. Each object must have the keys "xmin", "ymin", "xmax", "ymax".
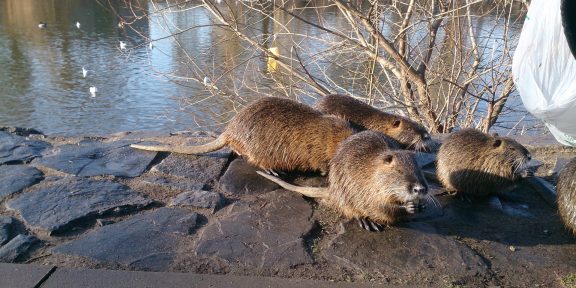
[
  {"xmin": 131, "ymin": 97, "xmax": 354, "ymax": 174},
  {"xmin": 257, "ymin": 131, "xmax": 430, "ymax": 231},
  {"xmin": 315, "ymin": 94, "xmax": 436, "ymax": 151},
  {"xmin": 557, "ymin": 158, "xmax": 576, "ymax": 234},
  {"xmin": 436, "ymin": 128, "xmax": 531, "ymax": 198}
]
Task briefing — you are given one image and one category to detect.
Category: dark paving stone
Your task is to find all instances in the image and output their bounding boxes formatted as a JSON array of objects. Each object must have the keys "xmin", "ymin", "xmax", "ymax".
[
  {"xmin": 33, "ymin": 139, "xmax": 156, "ymax": 177},
  {"xmin": 0, "ymin": 131, "xmax": 51, "ymax": 165},
  {"xmin": 169, "ymin": 190, "xmax": 224, "ymax": 209},
  {"xmin": 0, "ymin": 216, "xmax": 17, "ymax": 245},
  {"xmin": 54, "ymin": 208, "xmax": 198, "ymax": 271},
  {"xmin": 0, "ymin": 165, "xmax": 43, "ymax": 200},
  {"xmin": 0, "ymin": 263, "xmax": 55, "ymax": 288},
  {"xmin": 322, "ymin": 221, "xmax": 489, "ymax": 283},
  {"xmin": 195, "ymin": 190, "xmax": 314, "ymax": 268},
  {"xmin": 219, "ymin": 159, "xmax": 279, "ymax": 195},
  {"xmin": 6, "ymin": 178, "xmax": 153, "ymax": 235},
  {"xmin": 41, "ymin": 267, "xmax": 376, "ymax": 288},
  {"xmin": 152, "ymin": 151, "xmax": 229, "ymax": 187},
  {"xmin": 0, "ymin": 234, "xmax": 40, "ymax": 263},
  {"xmin": 141, "ymin": 175, "xmax": 205, "ymax": 191}
]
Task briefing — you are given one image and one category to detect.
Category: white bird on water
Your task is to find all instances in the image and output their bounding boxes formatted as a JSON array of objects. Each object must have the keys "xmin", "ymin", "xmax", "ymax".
[
  {"xmin": 89, "ymin": 86, "xmax": 97, "ymax": 97},
  {"xmin": 82, "ymin": 67, "xmax": 88, "ymax": 78},
  {"xmin": 38, "ymin": 22, "xmax": 47, "ymax": 29},
  {"xmin": 76, "ymin": 21, "xmax": 81, "ymax": 29},
  {"xmin": 119, "ymin": 41, "xmax": 127, "ymax": 50}
]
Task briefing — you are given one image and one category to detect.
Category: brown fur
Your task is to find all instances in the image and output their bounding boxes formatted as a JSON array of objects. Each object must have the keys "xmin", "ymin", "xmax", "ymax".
[
  {"xmin": 557, "ymin": 158, "xmax": 576, "ymax": 234},
  {"xmin": 436, "ymin": 128, "xmax": 531, "ymax": 197},
  {"xmin": 131, "ymin": 97, "xmax": 354, "ymax": 174},
  {"xmin": 259, "ymin": 131, "xmax": 429, "ymax": 226},
  {"xmin": 315, "ymin": 94, "xmax": 435, "ymax": 151}
]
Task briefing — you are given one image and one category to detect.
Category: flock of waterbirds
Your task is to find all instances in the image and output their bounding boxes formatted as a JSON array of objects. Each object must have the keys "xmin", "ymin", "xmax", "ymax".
[{"xmin": 37, "ymin": 20, "xmax": 138, "ymax": 98}]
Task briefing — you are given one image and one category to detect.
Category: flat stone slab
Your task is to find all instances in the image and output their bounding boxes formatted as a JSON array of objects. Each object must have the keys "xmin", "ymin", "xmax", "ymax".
[
  {"xmin": 195, "ymin": 190, "xmax": 314, "ymax": 269},
  {"xmin": 322, "ymin": 221, "xmax": 489, "ymax": 284},
  {"xmin": 0, "ymin": 234, "xmax": 40, "ymax": 263},
  {"xmin": 0, "ymin": 165, "xmax": 43, "ymax": 200},
  {"xmin": 6, "ymin": 178, "xmax": 153, "ymax": 234},
  {"xmin": 33, "ymin": 139, "xmax": 156, "ymax": 177},
  {"xmin": 219, "ymin": 159, "xmax": 279, "ymax": 195},
  {"xmin": 0, "ymin": 216, "xmax": 17, "ymax": 246},
  {"xmin": 54, "ymin": 208, "xmax": 198, "ymax": 271},
  {"xmin": 169, "ymin": 190, "xmax": 224, "ymax": 209},
  {"xmin": 0, "ymin": 131, "xmax": 51, "ymax": 165},
  {"xmin": 0, "ymin": 263, "xmax": 55, "ymax": 288},
  {"xmin": 152, "ymin": 152, "xmax": 229, "ymax": 188}
]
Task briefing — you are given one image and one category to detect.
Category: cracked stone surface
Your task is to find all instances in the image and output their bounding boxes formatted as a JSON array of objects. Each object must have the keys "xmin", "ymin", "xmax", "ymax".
[
  {"xmin": 151, "ymin": 152, "xmax": 229, "ymax": 189},
  {"xmin": 219, "ymin": 159, "xmax": 280, "ymax": 195},
  {"xmin": 0, "ymin": 131, "xmax": 51, "ymax": 165},
  {"xmin": 6, "ymin": 178, "xmax": 153, "ymax": 234},
  {"xmin": 168, "ymin": 190, "xmax": 224, "ymax": 209},
  {"xmin": 195, "ymin": 190, "xmax": 314, "ymax": 269},
  {"xmin": 33, "ymin": 139, "xmax": 156, "ymax": 177},
  {"xmin": 0, "ymin": 165, "xmax": 43, "ymax": 200},
  {"xmin": 0, "ymin": 234, "xmax": 40, "ymax": 263},
  {"xmin": 54, "ymin": 208, "xmax": 198, "ymax": 271}
]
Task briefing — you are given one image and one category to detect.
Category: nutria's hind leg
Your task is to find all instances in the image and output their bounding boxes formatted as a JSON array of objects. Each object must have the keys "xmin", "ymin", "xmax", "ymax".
[{"xmin": 357, "ymin": 217, "xmax": 385, "ymax": 232}]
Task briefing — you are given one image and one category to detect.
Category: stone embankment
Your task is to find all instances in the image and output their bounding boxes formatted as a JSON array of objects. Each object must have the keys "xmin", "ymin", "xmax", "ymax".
[{"xmin": 0, "ymin": 127, "xmax": 575, "ymax": 287}]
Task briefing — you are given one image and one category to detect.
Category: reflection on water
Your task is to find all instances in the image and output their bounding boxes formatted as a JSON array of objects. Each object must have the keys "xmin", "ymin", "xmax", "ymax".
[{"xmin": 0, "ymin": 0, "xmax": 534, "ymax": 135}]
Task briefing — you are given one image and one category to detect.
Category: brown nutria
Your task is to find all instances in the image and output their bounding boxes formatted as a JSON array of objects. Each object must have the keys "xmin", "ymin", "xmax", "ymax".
[
  {"xmin": 314, "ymin": 94, "xmax": 436, "ymax": 151},
  {"xmin": 257, "ymin": 131, "xmax": 430, "ymax": 231},
  {"xmin": 436, "ymin": 128, "xmax": 531, "ymax": 198},
  {"xmin": 557, "ymin": 157, "xmax": 576, "ymax": 234},
  {"xmin": 131, "ymin": 97, "xmax": 354, "ymax": 175}
]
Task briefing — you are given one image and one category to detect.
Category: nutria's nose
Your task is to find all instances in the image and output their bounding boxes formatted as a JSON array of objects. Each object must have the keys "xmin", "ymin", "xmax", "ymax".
[
  {"xmin": 526, "ymin": 153, "xmax": 532, "ymax": 160},
  {"xmin": 412, "ymin": 184, "xmax": 427, "ymax": 195}
]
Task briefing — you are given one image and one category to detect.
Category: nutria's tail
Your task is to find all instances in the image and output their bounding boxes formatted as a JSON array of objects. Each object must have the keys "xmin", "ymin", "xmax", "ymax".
[
  {"xmin": 256, "ymin": 171, "xmax": 329, "ymax": 198},
  {"xmin": 130, "ymin": 134, "xmax": 227, "ymax": 154}
]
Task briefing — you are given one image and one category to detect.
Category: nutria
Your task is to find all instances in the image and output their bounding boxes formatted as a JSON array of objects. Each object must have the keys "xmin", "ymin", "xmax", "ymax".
[
  {"xmin": 257, "ymin": 131, "xmax": 430, "ymax": 231},
  {"xmin": 315, "ymin": 94, "xmax": 435, "ymax": 151},
  {"xmin": 131, "ymin": 97, "xmax": 354, "ymax": 174},
  {"xmin": 557, "ymin": 157, "xmax": 576, "ymax": 234},
  {"xmin": 436, "ymin": 128, "xmax": 531, "ymax": 198}
]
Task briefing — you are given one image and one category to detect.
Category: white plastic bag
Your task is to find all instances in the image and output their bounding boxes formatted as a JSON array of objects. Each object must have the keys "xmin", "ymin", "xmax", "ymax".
[{"xmin": 513, "ymin": 0, "xmax": 576, "ymax": 146}]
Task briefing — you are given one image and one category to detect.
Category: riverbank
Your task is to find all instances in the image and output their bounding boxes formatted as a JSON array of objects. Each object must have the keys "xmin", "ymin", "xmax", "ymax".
[{"xmin": 0, "ymin": 127, "xmax": 575, "ymax": 287}]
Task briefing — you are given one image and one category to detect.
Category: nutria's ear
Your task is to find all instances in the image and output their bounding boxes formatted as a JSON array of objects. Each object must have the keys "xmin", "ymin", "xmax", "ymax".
[
  {"xmin": 383, "ymin": 154, "xmax": 394, "ymax": 164},
  {"xmin": 392, "ymin": 119, "xmax": 401, "ymax": 128},
  {"xmin": 493, "ymin": 139, "xmax": 502, "ymax": 148}
]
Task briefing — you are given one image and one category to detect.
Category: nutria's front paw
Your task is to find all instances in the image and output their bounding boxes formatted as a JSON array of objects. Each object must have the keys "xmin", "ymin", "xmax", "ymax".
[
  {"xmin": 357, "ymin": 217, "xmax": 384, "ymax": 232},
  {"xmin": 404, "ymin": 201, "xmax": 416, "ymax": 214}
]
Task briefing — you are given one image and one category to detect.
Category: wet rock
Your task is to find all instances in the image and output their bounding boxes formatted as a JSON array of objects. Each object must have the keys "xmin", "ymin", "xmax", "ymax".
[
  {"xmin": 6, "ymin": 178, "xmax": 153, "ymax": 235},
  {"xmin": 0, "ymin": 165, "xmax": 43, "ymax": 200},
  {"xmin": 322, "ymin": 222, "xmax": 489, "ymax": 283},
  {"xmin": 0, "ymin": 217, "xmax": 17, "ymax": 245},
  {"xmin": 0, "ymin": 127, "xmax": 43, "ymax": 137},
  {"xmin": 54, "ymin": 208, "xmax": 198, "ymax": 271},
  {"xmin": 0, "ymin": 131, "xmax": 51, "ymax": 165},
  {"xmin": 169, "ymin": 190, "xmax": 224, "ymax": 209},
  {"xmin": 33, "ymin": 139, "xmax": 156, "ymax": 177},
  {"xmin": 195, "ymin": 190, "xmax": 314, "ymax": 268},
  {"xmin": 0, "ymin": 234, "xmax": 40, "ymax": 263},
  {"xmin": 219, "ymin": 159, "xmax": 279, "ymax": 195},
  {"xmin": 152, "ymin": 151, "xmax": 229, "ymax": 187}
]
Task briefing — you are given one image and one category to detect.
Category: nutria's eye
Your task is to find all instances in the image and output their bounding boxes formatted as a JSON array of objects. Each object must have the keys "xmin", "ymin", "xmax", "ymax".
[
  {"xmin": 383, "ymin": 155, "xmax": 393, "ymax": 164},
  {"xmin": 493, "ymin": 139, "xmax": 502, "ymax": 148},
  {"xmin": 392, "ymin": 120, "xmax": 401, "ymax": 128},
  {"xmin": 423, "ymin": 134, "xmax": 430, "ymax": 140}
]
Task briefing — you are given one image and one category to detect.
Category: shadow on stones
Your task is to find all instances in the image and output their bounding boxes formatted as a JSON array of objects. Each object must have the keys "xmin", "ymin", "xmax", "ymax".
[{"xmin": 302, "ymin": 220, "xmax": 323, "ymax": 261}]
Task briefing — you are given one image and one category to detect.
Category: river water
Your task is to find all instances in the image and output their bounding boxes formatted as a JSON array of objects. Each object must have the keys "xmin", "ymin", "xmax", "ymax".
[{"xmin": 0, "ymin": 0, "xmax": 535, "ymax": 135}]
